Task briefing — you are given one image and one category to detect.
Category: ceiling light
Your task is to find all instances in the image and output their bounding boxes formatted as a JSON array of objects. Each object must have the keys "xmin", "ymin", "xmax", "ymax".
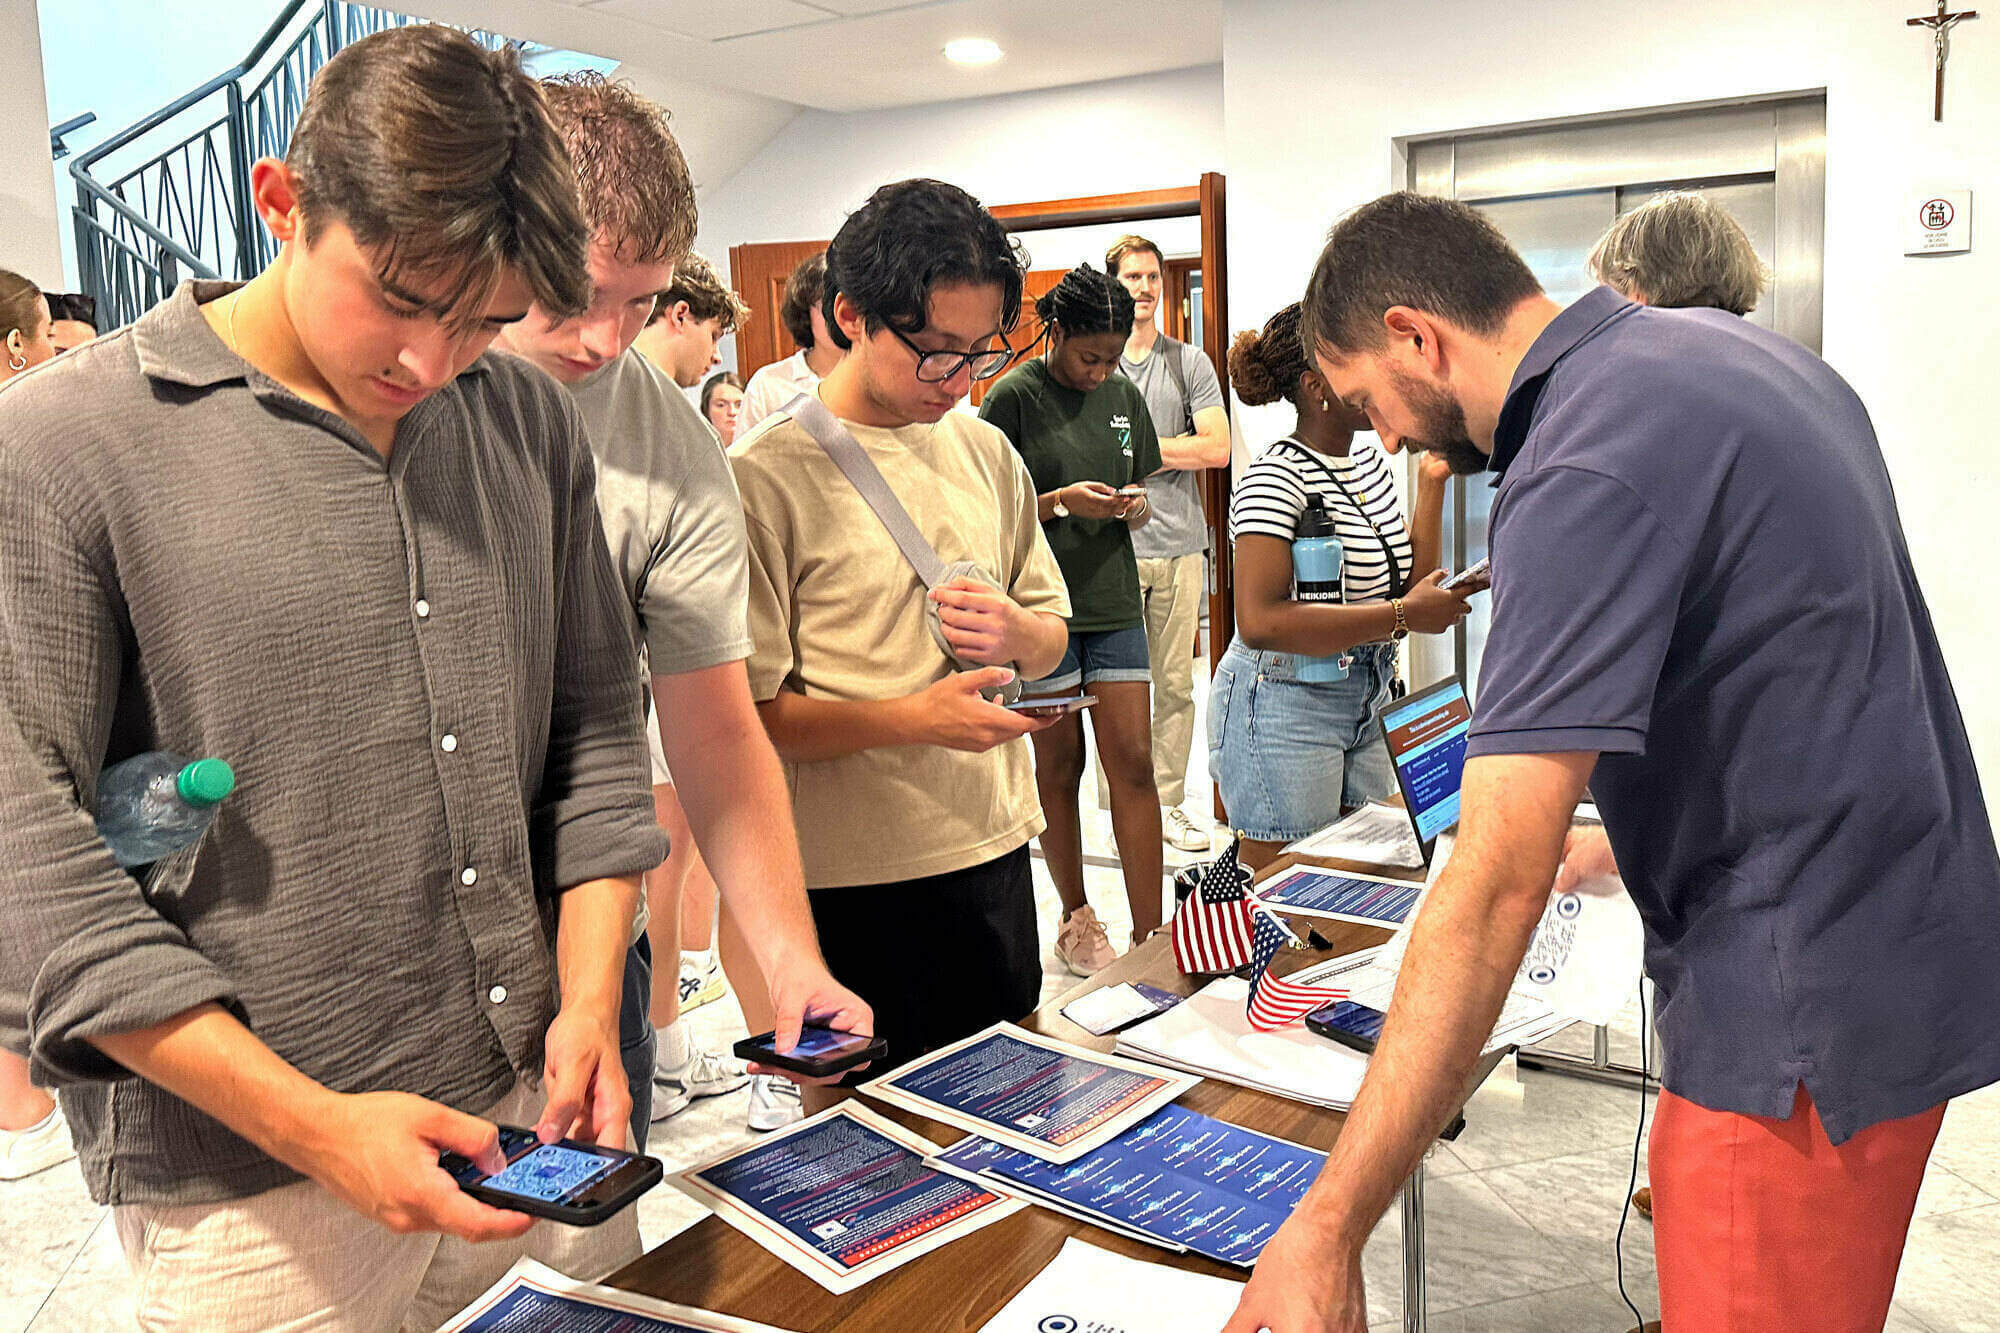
[{"xmin": 944, "ymin": 38, "xmax": 1002, "ymax": 67}]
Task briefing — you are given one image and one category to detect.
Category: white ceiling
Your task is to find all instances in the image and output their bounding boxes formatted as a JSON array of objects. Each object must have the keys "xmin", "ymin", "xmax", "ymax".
[{"xmin": 413, "ymin": 0, "xmax": 1222, "ymax": 113}]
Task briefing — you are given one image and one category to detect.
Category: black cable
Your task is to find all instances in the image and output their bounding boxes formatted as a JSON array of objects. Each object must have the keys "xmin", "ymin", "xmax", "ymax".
[{"xmin": 1615, "ymin": 971, "xmax": 1651, "ymax": 1330}]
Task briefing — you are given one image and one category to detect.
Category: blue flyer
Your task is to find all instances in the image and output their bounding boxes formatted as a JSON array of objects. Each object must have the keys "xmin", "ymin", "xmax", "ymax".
[
  {"xmin": 861, "ymin": 1022, "xmax": 1198, "ymax": 1164},
  {"xmin": 440, "ymin": 1258, "xmax": 801, "ymax": 1332},
  {"xmin": 933, "ymin": 1105, "xmax": 1325, "ymax": 1267},
  {"xmin": 671, "ymin": 1104, "xmax": 1021, "ymax": 1293},
  {"xmin": 1255, "ymin": 867, "xmax": 1423, "ymax": 927}
]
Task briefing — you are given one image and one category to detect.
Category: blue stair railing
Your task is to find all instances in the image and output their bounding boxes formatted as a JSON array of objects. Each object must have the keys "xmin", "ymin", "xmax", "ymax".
[{"xmin": 69, "ymin": 0, "xmax": 528, "ymax": 330}]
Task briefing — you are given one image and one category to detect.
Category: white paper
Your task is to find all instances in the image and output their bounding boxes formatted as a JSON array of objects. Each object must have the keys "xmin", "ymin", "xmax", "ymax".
[
  {"xmin": 859, "ymin": 1022, "xmax": 1199, "ymax": 1164},
  {"xmin": 439, "ymin": 1257, "xmax": 800, "ymax": 1332},
  {"xmin": 1061, "ymin": 983, "xmax": 1166, "ymax": 1036},
  {"xmin": 1284, "ymin": 801, "xmax": 1424, "ymax": 867},
  {"xmin": 977, "ymin": 1238, "xmax": 1245, "ymax": 1333},
  {"xmin": 1115, "ymin": 966, "xmax": 1375, "ymax": 1110}
]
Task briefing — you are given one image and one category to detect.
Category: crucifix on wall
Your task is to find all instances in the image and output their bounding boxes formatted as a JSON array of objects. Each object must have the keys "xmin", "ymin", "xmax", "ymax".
[{"xmin": 1909, "ymin": 0, "xmax": 1980, "ymax": 121}]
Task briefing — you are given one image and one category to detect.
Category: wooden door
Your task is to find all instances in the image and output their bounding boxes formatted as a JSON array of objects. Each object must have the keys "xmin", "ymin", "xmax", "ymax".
[
  {"xmin": 1197, "ymin": 171, "xmax": 1233, "ymax": 824},
  {"xmin": 726, "ymin": 240, "xmax": 829, "ymax": 383}
]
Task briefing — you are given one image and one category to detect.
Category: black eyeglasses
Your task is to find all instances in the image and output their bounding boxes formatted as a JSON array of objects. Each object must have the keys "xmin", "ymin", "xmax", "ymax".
[{"xmin": 886, "ymin": 324, "xmax": 1014, "ymax": 384}]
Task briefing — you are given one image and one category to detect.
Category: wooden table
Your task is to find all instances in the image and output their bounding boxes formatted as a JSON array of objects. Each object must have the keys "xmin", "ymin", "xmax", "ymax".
[{"xmin": 610, "ymin": 854, "xmax": 1495, "ymax": 1332}]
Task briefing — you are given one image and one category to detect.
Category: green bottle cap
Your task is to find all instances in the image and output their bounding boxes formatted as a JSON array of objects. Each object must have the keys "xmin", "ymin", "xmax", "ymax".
[{"xmin": 176, "ymin": 758, "xmax": 236, "ymax": 807}]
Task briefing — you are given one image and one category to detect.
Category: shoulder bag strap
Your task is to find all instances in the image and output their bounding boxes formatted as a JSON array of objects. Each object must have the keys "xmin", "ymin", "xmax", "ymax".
[
  {"xmin": 1274, "ymin": 439, "xmax": 1406, "ymax": 597},
  {"xmin": 789, "ymin": 392, "xmax": 946, "ymax": 590}
]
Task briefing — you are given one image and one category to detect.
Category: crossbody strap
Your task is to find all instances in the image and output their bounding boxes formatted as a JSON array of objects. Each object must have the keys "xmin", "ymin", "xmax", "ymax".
[
  {"xmin": 1275, "ymin": 439, "xmax": 1406, "ymax": 597},
  {"xmin": 790, "ymin": 392, "xmax": 946, "ymax": 589}
]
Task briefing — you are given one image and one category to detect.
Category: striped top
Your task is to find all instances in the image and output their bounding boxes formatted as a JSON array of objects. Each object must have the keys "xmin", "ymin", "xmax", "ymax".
[{"xmin": 1228, "ymin": 436, "xmax": 1415, "ymax": 602}]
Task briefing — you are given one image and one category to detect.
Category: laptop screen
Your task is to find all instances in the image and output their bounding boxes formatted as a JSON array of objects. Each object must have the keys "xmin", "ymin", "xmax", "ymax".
[{"xmin": 1379, "ymin": 677, "xmax": 1473, "ymax": 855}]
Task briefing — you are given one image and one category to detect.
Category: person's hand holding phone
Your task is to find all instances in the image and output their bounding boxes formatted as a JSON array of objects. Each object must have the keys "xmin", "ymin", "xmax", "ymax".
[
  {"xmin": 1057, "ymin": 481, "xmax": 1123, "ymax": 520},
  {"xmin": 537, "ymin": 1003, "xmax": 630, "ymax": 1150},
  {"xmin": 915, "ymin": 668, "xmax": 1058, "ymax": 752},
  {"xmin": 930, "ymin": 577, "xmax": 1037, "ymax": 667},
  {"xmin": 1398, "ymin": 569, "xmax": 1476, "ymax": 633},
  {"xmin": 1114, "ymin": 484, "xmax": 1149, "ymax": 523},
  {"xmin": 292, "ymin": 1090, "xmax": 534, "ymax": 1242},
  {"xmin": 755, "ymin": 961, "xmax": 877, "ymax": 1087}
]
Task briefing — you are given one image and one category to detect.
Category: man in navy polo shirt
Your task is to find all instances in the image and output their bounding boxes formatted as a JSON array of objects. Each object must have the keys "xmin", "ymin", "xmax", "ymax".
[{"xmin": 1222, "ymin": 192, "xmax": 2000, "ymax": 1333}]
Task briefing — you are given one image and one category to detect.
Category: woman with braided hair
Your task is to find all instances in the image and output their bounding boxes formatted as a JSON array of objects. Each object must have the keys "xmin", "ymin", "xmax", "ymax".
[
  {"xmin": 979, "ymin": 263, "xmax": 1165, "ymax": 975},
  {"xmin": 1213, "ymin": 302, "xmax": 1476, "ymax": 870}
]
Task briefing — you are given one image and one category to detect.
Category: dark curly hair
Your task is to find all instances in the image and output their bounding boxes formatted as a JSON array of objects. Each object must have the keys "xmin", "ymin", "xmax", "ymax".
[
  {"xmin": 1228, "ymin": 303, "xmax": 1309, "ymax": 407},
  {"xmin": 821, "ymin": 178, "xmax": 1026, "ymax": 350},
  {"xmin": 1033, "ymin": 263, "xmax": 1135, "ymax": 339}
]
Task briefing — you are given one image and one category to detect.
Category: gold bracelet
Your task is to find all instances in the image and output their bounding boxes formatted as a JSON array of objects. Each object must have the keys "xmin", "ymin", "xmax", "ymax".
[{"xmin": 1391, "ymin": 598, "xmax": 1409, "ymax": 641}]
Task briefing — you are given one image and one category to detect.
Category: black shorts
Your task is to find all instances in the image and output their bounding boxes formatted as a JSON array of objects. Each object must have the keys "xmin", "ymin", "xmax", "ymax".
[{"xmin": 808, "ymin": 844, "xmax": 1042, "ymax": 1079}]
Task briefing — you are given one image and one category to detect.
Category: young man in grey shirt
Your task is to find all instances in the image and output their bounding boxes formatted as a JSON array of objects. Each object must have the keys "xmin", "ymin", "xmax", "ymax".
[
  {"xmin": 1107, "ymin": 234, "xmax": 1231, "ymax": 854},
  {"xmin": 496, "ymin": 77, "xmax": 871, "ymax": 1145},
  {"xmin": 0, "ymin": 30, "xmax": 661, "ymax": 1329}
]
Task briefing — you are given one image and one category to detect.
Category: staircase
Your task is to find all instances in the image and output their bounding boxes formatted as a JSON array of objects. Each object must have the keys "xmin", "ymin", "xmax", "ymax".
[{"xmin": 68, "ymin": 1, "xmax": 535, "ymax": 330}]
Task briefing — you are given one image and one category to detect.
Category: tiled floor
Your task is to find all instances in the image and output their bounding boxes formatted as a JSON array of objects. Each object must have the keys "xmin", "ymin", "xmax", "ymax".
[{"xmin": 9, "ymin": 678, "xmax": 1999, "ymax": 1330}]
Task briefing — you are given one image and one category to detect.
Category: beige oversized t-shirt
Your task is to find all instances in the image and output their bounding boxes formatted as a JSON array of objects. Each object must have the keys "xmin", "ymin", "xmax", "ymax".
[{"xmin": 731, "ymin": 404, "xmax": 1071, "ymax": 889}]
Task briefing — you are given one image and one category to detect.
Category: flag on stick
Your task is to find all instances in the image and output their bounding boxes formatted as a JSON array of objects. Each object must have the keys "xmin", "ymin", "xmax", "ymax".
[
  {"xmin": 1171, "ymin": 835, "xmax": 1255, "ymax": 975},
  {"xmin": 1246, "ymin": 907, "xmax": 1349, "ymax": 1032}
]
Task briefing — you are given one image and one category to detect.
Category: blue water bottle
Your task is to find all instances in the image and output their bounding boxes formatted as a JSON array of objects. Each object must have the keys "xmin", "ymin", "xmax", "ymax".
[
  {"xmin": 95, "ymin": 751, "xmax": 236, "ymax": 867},
  {"xmin": 1291, "ymin": 495, "xmax": 1349, "ymax": 683}
]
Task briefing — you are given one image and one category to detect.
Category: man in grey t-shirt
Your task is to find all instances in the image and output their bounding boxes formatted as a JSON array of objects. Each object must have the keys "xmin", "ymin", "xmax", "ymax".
[
  {"xmin": 1108, "ymin": 235, "xmax": 1230, "ymax": 853},
  {"xmin": 497, "ymin": 77, "xmax": 870, "ymax": 1150}
]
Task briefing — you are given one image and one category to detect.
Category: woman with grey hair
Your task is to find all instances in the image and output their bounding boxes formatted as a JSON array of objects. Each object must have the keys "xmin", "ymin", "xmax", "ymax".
[{"xmin": 1588, "ymin": 190, "xmax": 1769, "ymax": 315}]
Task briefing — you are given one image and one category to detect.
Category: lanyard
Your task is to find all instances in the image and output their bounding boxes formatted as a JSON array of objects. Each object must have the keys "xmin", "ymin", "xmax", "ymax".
[{"xmin": 1276, "ymin": 439, "xmax": 1407, "ymax": 597}]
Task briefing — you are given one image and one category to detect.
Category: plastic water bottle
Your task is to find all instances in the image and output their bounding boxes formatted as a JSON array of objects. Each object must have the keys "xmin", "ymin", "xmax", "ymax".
[
  {"xmin": 95, "ymin": 752, "xmax": 235, "ymax": 867},
  {"xmin": 1291, "ymin": 495, "xmax": 1349, "ymax": 683}
]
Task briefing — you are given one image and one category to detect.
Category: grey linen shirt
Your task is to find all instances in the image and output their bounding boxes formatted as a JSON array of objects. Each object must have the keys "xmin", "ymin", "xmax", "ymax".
[{"xmin": 0, "ymin": 283, "xmax": 666, "ymax": 1206}]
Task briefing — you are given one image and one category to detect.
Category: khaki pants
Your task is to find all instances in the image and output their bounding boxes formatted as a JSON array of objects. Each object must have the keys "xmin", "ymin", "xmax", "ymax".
[
  {"xmin": 113, "ymin": 1080, "xmax": 641, "ymax": 1333},
  {"xmin": 1136, "ymin": 553, "xmax": 1205, "ymax": 808}
]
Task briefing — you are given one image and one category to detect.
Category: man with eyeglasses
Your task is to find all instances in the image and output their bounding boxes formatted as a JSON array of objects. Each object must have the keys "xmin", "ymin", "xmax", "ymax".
[{"xmin": 730, "ymin": 178, "xmax": 1071, "ymax": 1083}]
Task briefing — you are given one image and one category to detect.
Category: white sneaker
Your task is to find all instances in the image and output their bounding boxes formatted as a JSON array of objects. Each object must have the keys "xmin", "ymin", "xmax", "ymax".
[
  {"xmin": 1164, "ymin": 806, "xmax": 1211, "ymax": 853},
  {"xmin": 651, "ymin": 1047, "xmax": 750, "ymax": 1123},
  {"xmin": 677, "ymin": 955, "xmax": 727, "ymax": 1013},
  {"xmin": 747, "ymin": 1075, "xmax": 804, "ymax": 1132},
  {"xmin": 0, "ymin": 1104, "xmax": 76, "ymax": 1181}
]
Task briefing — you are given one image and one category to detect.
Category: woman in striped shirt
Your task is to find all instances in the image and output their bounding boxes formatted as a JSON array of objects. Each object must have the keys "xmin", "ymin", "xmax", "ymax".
[{"xmin": 1211, "ymin": 303, "xmax": 1475, "ymax": 869}]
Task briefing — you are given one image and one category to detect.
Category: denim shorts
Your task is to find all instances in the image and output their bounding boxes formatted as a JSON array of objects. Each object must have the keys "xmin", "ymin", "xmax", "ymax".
[
  {"xmin": 1025, "ymin": 622, "xmax": 1152, "ymax": 696},
  {"xmin": 1207, "ymin": 638, "xmax": 1399, "ymax": 842}
]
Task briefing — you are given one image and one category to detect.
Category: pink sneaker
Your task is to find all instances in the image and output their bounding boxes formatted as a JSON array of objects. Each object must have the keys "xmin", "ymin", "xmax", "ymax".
[{"xmin": 1055, "ymin": 906, "xmax": 1118, "ymax": 977}]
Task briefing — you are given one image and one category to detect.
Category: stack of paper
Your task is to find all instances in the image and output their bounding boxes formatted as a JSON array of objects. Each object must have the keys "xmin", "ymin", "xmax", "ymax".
[
  {"xmin": 1284, "ymin": 801, "xmax": 1424, "ymax": 866},
  {"xmin": 976, "ymin": 1238, "xmax": 1245, "ymax": 1333},
  {"xmin": 932, "ymin": 1105, "xmax": 1324, "ymax": 1268},
  {"xmin": 441, "ymin": 1258, "xmax": 801, "ymax": 1332},
  {"xmin": 1113, "ymin": 956, "xmax": 1380, "ymax": 1110}
]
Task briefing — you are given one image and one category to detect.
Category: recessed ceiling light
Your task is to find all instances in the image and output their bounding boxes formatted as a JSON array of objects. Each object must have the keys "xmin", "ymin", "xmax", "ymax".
[{"xmin": 944, "ymin": 38, "xmax": 1002, "ymax": 66}]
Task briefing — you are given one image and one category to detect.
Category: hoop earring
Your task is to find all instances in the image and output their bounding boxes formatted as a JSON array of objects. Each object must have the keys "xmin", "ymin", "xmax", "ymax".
[{"xmin": 6, "ymin": 352, "xmax": 24, "ymax": 372}]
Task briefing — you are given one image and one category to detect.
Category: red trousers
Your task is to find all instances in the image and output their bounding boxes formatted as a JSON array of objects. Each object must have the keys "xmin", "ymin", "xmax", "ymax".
[{"xmin": 1650, "ymin": 1083, "xmax": 1945, "ymax": 1332}]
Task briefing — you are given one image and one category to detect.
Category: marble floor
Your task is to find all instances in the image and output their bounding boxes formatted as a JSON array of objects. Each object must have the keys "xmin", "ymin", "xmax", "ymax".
[{"xmin": 9, "ymin": 680, "xmax": 2000, "ymax": 1330}]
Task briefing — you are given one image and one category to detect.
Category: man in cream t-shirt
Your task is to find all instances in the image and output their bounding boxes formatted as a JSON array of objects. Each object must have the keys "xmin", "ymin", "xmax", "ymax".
[{"xmin": 733, "ymin": 179, "xmax": 1071, "ymax": 1077}]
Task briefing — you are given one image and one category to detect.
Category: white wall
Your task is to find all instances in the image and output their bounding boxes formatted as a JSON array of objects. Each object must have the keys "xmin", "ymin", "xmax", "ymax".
[
  {"xmin": 694, "ymin": 62, "xmax": 1224, "ymax": 265},
  {"xmin": 4, "ymin": 2, "xmax": 63, "ymax": 286},
  {"xmin": 1225, "ymin": 0, "xmax": 2000, "ymax": 780}
]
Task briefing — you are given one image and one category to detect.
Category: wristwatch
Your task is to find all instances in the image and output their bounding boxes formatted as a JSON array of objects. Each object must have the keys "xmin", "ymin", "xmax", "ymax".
[
  {"xmin": 1390, "ymin": 598, "xmax": 1409, "ymax": 641},
  {"xmin": 1051, "ymin": 495, "xmax": 1070, "ymax": 519}
]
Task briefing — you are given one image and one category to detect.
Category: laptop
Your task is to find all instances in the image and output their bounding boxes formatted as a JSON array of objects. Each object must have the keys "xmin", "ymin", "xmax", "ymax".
[{"xmin": 1377, "ymin": 675, "xmax": 1473, "ymax": 864}]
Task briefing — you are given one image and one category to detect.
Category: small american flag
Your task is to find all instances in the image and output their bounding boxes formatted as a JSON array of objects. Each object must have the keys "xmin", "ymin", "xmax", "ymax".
[
  {"xmin": 1171, "ymin": 836, "xmax": 1255, "ymax": 975},
  {"xmin": 1246, "ymin": 907, "xmax": 1349, "ymax": 1032}
]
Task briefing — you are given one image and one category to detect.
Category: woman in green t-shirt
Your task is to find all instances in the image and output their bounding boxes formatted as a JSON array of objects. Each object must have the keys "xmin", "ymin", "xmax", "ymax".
[{"xmin": 978, "ymin": 265, "xmax": 1165, "ymax": 977}]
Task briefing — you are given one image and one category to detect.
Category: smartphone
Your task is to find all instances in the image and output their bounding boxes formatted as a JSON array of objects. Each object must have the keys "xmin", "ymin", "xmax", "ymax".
[
  {"xmin": 1117, "ymin": 484, "xmax": 1148, "ymax": 496},
  {"xmin": 1005, "ymin": 693, "xmax": 1097, "ymax": 716},
  {"xmin": 1439, "ymin": 557, "xmax": 1491, "ymax": 592},
  {"xmin": 1305, "ymin": 1000, "xmax": 1388, "ymax": 1055},
  {"xmin": 733, "ymin": 1025, "xmax": 888, "ymax": 1078},
  {"xmin": 439, "ymin": 1126, "xmax": 662, "ymax": 1226}
]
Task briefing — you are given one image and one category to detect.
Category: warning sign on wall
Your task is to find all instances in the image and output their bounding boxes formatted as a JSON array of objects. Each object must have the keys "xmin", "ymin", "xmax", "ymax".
[{"xmin": 1907, "ymin": 189, "xmax": 1972, "ymax": 256}]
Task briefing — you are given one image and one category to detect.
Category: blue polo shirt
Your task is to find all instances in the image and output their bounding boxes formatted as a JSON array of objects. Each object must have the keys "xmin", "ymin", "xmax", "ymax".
[{"xmin": 1468, "ymin": 287, "xmax": 2000, "ymax": 1143}]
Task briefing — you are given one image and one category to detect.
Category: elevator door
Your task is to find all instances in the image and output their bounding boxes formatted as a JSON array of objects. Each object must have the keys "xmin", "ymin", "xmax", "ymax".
[{"xmin": 1403, "ymin": 95, "xmax": 1825, "ymax": 697}]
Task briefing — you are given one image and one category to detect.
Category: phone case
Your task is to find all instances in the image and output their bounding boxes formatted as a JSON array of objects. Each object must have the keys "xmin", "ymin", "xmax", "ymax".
[
  {"xmin": 443, "ymin": 1130, "xmax": 663, "ymax": 1226},
  {"xmin": 732, "ymin": 1029, "xmax": 888, "ymax": 1077}
]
